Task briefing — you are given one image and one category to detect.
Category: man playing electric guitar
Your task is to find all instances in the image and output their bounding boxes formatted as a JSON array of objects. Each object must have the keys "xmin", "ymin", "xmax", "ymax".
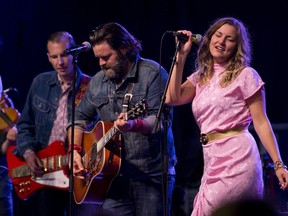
[{"xmin": 11, "ymin": 31, "xmax": 91, "ymax": 216}]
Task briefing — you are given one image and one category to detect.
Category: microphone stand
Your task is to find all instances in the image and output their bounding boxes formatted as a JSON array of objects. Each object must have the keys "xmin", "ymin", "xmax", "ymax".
[
  {"xmin": 68, "ymin": 52, "xmax": 79, "ymax": 216},
  {"xmin": 153, "ymin": 40, "xmax": 181, "ymax": 216}
]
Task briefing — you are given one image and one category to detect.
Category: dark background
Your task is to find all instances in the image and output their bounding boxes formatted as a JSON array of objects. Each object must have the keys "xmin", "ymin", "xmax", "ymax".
[
  {"xmin": 1, "ymin": 0, "xmax": 288, "ymax": 215},
  {"xmin": 1, "ymin": 0, "xmax": 287, "ymax": 123}
]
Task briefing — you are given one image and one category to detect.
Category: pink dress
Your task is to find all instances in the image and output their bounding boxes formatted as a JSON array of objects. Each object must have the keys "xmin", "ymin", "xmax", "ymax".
[{"xmin": 187, "ymin": 64, "xmax": 264, "ymax": 216}]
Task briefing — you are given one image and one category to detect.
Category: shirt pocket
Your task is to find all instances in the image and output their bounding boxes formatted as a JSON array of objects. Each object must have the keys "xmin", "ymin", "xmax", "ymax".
[
  {"xmin": 94, "ymin": 96, "xmax": 109, "ymax": 108},
  {"xmin": 93, "ymin": 96, "xmax": 114, "ymax": 121},
  {"xmin": 33, "ymin": 95, "xmax": 55, "ymax": 126},
  {"xmin": 130, "ymin": 93, "xmax": 146, "ymax": 106}
]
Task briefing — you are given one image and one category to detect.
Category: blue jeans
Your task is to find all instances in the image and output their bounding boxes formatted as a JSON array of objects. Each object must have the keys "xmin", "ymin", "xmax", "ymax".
[
  {"xmin": 102, "ymin": 175, "xmax": 175, "ymax": 216},
  {"xmin": 0, "ymin": 197, "xmax": 13, "ymax": 216},
  {"xmin": 0, "ymin": 167, "xmax": 13, "ymax": 216}
]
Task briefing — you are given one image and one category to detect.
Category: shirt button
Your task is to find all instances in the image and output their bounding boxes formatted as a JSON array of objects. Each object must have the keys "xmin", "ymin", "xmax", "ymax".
[{"xmin": 115, "ymin": 112, "xmax": 118, "ymax": 115}]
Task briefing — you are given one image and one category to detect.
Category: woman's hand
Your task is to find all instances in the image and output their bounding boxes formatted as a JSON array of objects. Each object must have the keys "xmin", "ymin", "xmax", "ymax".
[{"xmin": 275, "ymin": 165, "xmax": 288, "ymax": 190}]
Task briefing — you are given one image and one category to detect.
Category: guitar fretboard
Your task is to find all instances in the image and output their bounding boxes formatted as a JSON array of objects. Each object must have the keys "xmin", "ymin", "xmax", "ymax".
[
  {"xmin": 11, "ymin": 155, "xmax": 69, "ymax": 178},
  {"xmin": 95, "ymin": 126, "xmax": 118, "ymax": 154}
]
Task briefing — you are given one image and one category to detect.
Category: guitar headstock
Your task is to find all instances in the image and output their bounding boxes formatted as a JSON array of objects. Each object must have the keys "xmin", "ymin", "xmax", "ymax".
[{"xmin": 125, "ymin": 98, "xmax": 147, "ymax": 120}]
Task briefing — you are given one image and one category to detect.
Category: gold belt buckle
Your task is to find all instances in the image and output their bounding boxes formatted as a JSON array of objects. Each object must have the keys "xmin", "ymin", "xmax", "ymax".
[{"xmin": 200, "ymin": 133, "xmax": 208, "ymax": 145}]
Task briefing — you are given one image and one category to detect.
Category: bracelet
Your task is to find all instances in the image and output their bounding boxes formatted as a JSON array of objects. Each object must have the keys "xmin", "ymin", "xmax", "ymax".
[
  {"xmin": 274, "ymin": 161, "xmax": 288, "ymax": 171},
  {"xmin": 67, "ymin": 144, "xmax": 82, "ymax": 154}
]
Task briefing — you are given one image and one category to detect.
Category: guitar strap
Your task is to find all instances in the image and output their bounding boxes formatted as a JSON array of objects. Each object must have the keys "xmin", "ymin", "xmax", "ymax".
[
  {"xmin": 121, "ymin": 58, "xmax": 142, "ymax": 113},
  {"xmin": 113, "ymin": 82, "xmax": 134, "ymax": 151},
  {"xmin": 75, "ymin": 74, "xmax": 90, "ymax": 106},
  {"xmin": 122, "ymin": 82, "xmax": 134, "ymax": 113}
]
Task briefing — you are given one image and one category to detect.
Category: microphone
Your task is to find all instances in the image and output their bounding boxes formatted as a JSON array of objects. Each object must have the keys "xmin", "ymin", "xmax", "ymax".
[
  {"xmin": 167, "ymin": 31, "xmax": 203, "ymax": 44},
  {"xmin": 63, "ymin": 41, "xmax": 91, "ymax": 55}
]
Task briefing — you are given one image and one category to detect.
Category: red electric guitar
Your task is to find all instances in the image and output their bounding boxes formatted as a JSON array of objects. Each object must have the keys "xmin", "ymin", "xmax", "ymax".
[{"xmin": 7, "ymin": 141, "xmax": 70, "ymax": 200}]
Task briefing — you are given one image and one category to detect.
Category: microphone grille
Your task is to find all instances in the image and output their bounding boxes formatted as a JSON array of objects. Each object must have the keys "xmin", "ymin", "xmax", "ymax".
[
  {"xmin": 193, "ymin": 34, "xmax": 203, "ymax": 44},
  {"xmin": 82, "ymin": 41, "xmax": 91, "ymax": 50}
]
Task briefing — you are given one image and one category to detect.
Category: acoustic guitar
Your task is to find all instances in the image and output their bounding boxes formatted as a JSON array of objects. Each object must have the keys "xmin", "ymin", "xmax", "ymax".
[{"xmin": 73, "ymin": 98, "xmax": 147, "ymax": 204}]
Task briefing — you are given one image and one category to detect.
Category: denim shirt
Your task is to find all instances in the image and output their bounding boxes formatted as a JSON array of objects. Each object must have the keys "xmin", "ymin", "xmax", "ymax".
[
  {"xmin": 13, "ymin": 69, "xmax": 90, "ymax": 158},
  {"xmin": 73, "ymin": 55, "xmax": 177, "ymax": 178}
]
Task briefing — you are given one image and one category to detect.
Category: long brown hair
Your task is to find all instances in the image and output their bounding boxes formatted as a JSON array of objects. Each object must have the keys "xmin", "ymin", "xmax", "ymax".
[{"xmin": 195, "ymin": 17, "xmax": 251, "ymax": 87}]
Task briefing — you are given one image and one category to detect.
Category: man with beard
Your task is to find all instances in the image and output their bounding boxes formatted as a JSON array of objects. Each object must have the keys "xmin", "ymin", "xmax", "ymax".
[{"xmin": 68, "ymin": 22, "xmax": 177, "ymax": 216}]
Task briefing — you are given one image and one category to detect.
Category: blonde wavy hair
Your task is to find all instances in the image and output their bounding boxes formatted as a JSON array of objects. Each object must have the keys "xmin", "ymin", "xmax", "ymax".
[{"xmin": 195, "ymin": 17, "xmax": 251, "ymax": 87}]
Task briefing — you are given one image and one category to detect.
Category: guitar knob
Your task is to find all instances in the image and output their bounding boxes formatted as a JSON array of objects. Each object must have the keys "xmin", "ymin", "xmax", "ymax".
[
  {"xmin": 25, "ymin": 181, "xmax": 30, "ymax": 185},
  {"xmin": 19, "ymin": 189, "xmax": 25, "ymax": 193}
]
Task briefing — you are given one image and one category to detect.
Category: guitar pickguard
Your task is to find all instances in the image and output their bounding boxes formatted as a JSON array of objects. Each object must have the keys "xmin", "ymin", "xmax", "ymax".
[{"xmin": 34, "ymin": 170, "xmax": 69, "ymax": 188}]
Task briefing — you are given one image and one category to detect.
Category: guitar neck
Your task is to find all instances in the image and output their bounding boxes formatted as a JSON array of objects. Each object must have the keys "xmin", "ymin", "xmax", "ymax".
[
  {"xmin": 11, "ymin": 154, "xmax": 69, "ymax": 178},
  {"xmin": 95, "ymin": 126, "xmax": 119, "ymax": 154},
  {"xmin": 84, "ymin": 98, "xmax": 147, "ymax": 159}
]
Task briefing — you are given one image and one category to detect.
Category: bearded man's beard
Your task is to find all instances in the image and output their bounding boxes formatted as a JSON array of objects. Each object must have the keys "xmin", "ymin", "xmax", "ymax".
[{"xmin": 103, "ymin": 56, "xmax": 129, "ymax": 82}]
